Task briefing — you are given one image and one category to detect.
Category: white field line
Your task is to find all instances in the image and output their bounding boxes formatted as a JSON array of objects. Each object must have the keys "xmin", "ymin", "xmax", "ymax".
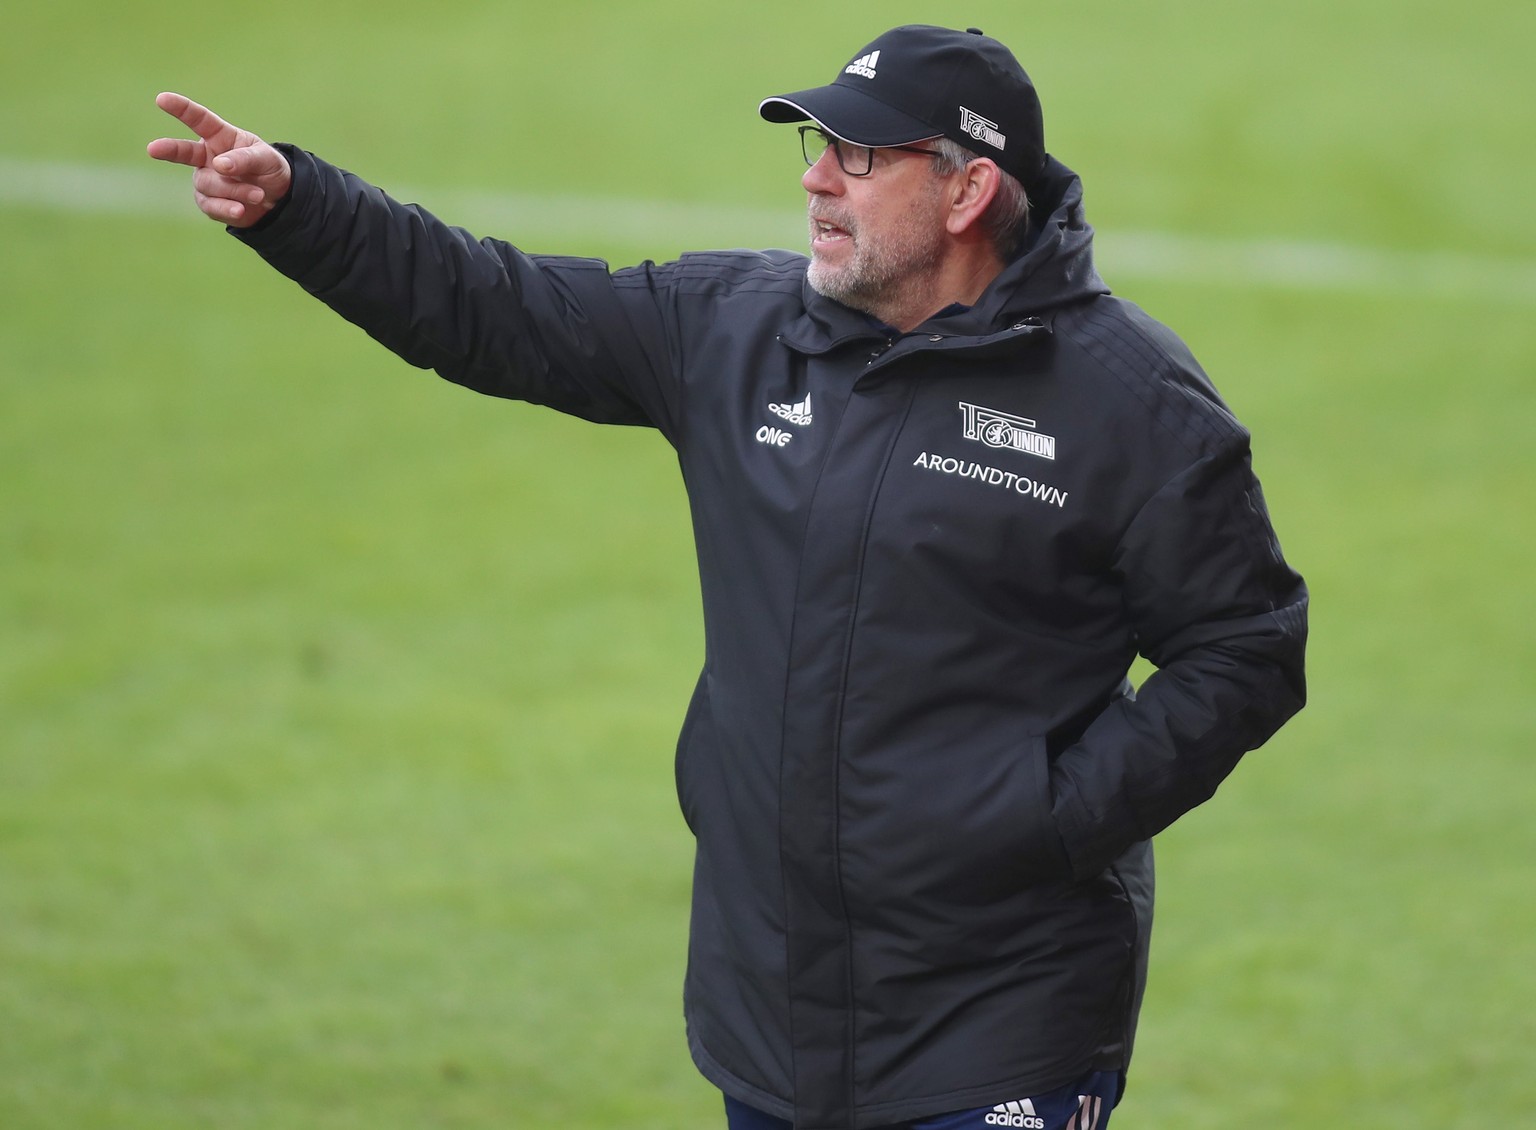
[{"xmin": 6, "ymin": 155, "xmax": 1536, "ymax": 304}]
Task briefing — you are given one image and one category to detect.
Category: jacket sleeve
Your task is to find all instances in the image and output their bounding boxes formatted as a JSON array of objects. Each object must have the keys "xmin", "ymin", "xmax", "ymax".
[
  {"xmin": 1049, "ymin": 437, "xmax": 1309, "ymax": 879},
  {"xmin": 231, "ymin": 146, "xmax": 682, "ymax": 439}
]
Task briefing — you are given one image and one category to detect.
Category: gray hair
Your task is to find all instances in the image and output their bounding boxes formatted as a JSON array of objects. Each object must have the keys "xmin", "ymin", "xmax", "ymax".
[{"xmin": 929, "ymin": 138, "xmax": 1031, "ymax": 258}]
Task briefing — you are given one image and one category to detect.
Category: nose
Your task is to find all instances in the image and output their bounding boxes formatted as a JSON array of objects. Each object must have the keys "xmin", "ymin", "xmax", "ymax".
[{"xmin": 801, "ymin": 145, "xmax": 844, "ymax": 195}]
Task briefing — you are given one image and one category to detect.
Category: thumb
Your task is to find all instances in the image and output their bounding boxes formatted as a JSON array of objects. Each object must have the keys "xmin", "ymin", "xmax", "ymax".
[{"xmin": 211, "ymin": 143, "xmax": 292, "ymax": 197}]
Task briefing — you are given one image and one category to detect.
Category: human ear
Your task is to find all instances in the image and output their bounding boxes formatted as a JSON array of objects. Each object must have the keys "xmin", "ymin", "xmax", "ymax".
[{"xmin": 945, "ymin": 158, "xmax": 1001, "ymax": 237}]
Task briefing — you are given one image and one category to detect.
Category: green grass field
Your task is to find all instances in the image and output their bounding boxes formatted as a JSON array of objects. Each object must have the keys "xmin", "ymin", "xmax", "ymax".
[{"xmin": 4, "ymin": 2, "xmax": 1534, "ymax": 1127}]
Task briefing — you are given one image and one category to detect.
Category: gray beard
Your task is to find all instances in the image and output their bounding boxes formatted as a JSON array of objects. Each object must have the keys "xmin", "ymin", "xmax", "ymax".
[{"xmin": 805, "ymin": 201, "xmax": 946, "ymax": 325}]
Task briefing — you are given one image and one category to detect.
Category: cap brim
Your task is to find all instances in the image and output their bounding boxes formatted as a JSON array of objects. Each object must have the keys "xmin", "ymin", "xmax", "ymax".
[{"xmin": 758, "ymin": 83, "xmax": 938, "ymax": 147}]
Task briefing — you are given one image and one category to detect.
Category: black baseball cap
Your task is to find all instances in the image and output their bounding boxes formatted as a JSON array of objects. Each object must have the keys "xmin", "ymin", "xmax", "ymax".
[{"xmin": 759, "ymin": 25, "xmax": 1046, "ymax": 185}]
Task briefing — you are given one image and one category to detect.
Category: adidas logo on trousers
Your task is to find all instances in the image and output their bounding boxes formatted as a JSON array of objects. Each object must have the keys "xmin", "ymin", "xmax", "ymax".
[{"xmin": 986, "ymin": 1099, "xmax": 1044, "ymax": 1128}]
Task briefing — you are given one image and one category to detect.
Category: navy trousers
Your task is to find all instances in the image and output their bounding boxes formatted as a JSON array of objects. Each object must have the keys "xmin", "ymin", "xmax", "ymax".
[{"xmin": 724, "ymin": 1069, "xmax": 1121, "ymax": 1130}]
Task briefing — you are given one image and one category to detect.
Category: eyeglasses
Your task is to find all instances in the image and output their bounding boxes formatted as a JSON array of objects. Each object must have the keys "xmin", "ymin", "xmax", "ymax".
[{"xmin": 798, "ymin": 125, "xmax": 944, "ymax": 177}]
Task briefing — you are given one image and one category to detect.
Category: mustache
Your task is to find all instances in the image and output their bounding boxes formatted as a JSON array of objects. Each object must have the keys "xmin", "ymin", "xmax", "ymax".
[{"xmin": 807, "ymin": 205, "xmax": 856, "ymax": 234}]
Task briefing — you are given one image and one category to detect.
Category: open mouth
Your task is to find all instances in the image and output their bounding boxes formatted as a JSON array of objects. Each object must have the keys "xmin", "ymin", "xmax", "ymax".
[{"xmin": 810, "ymin": 217, "xmax": 852, "ymax": 246}]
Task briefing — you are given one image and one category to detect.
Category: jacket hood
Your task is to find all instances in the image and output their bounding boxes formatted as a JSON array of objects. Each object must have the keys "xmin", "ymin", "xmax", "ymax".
[
  {"xmin": 792, "ymin": 155, "xmax": 1109, "ymax": 346},
  {"xmin": 988, "ymin": 155, "xmax": 1109, "ymax": 316}
]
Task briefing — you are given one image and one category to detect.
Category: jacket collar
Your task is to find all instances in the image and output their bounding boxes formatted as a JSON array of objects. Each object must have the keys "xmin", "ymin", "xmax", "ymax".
[{"xmin": 779, "ymin": 155, "xmax": 1108, "ymax": 356}]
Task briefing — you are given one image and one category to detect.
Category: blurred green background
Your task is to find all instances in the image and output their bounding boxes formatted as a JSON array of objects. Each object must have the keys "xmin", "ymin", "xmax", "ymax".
[{"xmin": 3, "ymin": 2, "xmax": 1533, "ymax": 1127}]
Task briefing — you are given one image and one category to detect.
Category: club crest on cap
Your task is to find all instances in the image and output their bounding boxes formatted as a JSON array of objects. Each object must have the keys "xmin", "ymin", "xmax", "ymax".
[{"xmin": 960, "ymin": 107, "xmax": 1006, "ymax": 152}]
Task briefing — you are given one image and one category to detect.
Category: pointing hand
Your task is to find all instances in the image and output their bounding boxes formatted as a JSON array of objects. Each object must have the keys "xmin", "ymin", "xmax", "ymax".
[{"xmin": 146, "ymin": 92, "xmax": 292, "ymax": 228}]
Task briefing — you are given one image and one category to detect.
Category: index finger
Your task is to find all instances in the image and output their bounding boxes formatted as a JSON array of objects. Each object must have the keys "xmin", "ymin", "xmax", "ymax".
[{"xmin": 155, "ymin": 91, "xmax": 236, "ymax": 147}]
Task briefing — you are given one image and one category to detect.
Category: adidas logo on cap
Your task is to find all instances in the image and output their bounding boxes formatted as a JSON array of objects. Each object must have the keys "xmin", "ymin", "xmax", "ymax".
[{"xmin": 844, "ymin": 49, "xmax": 879, "ymax": 79}]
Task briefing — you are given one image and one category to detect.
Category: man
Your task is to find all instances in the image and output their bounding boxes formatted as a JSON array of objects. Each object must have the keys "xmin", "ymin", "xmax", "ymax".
[{"xmin": 148, "ymin": 25, "xmax": 1307, "ymax": 1130}]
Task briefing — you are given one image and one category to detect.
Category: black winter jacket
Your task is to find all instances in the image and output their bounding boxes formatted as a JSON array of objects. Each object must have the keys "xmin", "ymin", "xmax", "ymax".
[{"xmin": 235, "ymin": 147, "xmax": 1308, "ymax": 1129}]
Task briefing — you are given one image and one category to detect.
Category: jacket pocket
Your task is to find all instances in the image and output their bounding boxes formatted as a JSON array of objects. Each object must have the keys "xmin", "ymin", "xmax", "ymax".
[
  {"xmin": 843, "ymin": 731, "xmax": 1073, "ymax": 917},
  {"xmin": 1017, "ymin": 732, "xmax": 1073, "ymax": 884},
  {"xmin": 952, "ymin": 732, "xmax": 1073, "ymax": 898}
]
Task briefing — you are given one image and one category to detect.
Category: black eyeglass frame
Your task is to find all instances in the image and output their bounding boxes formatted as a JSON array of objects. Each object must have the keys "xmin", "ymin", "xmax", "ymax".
[{"xmin": 797, "ymin": 125, "xmax": 946, "ymax": 177}]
